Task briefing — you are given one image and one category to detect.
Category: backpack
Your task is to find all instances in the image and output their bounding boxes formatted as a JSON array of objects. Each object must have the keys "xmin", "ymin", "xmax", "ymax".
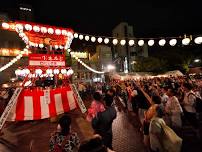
[
  {"xmin": 188, "ymin": 93, "xmax": 202, "ymax": 113},
  {"xmin": 195, "ymin": 96, "xmax": 202, "ymax": 113}
]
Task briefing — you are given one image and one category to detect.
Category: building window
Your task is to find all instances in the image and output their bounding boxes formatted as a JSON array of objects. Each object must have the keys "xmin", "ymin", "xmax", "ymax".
[{"xmin": 19, "ymin": 7, "xmax": 32, "ymax": 12}]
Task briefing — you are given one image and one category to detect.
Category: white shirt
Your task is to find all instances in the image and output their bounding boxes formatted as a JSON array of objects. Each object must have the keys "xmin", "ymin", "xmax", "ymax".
[
  {"xmin": 161, "ymin": 94, "xmax": 169, "ymax": 105},
  {"xmin": 165, "ymin": 96, "xmax": 183, "ymax": 128},
  {"xmin": 183, "ymin": 90, "xmax": 196, "ymax": 113}
]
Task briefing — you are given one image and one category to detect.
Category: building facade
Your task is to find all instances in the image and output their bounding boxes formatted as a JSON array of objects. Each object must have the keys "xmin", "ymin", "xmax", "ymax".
[{"xmin": 112, "ymin": 22, "xmax": 148, "ymax": 72}]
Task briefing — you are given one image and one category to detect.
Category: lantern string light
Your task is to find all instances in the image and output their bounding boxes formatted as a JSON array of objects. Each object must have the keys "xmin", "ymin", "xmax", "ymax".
[
  {"xmin": 0, "ymin": 22, "xmax": 74, "ymax": 73},
  {"xmin": 66, "ymin": 48, "xmax": 104, "ymax": 74},
  {"xmin": 73, "ymin": 31, "xmax": 202, "ymax": 47}
]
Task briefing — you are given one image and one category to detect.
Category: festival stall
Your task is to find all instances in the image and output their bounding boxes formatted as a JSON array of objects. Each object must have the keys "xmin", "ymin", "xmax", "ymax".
[{"xmin": 0, "ymin": 21, "xmax": 86, "ymax": 128}]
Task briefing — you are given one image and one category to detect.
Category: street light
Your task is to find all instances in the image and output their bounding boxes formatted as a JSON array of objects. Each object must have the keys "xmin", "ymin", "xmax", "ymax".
[
  {"xmin": 107, "ymin": 65, "xmax": 115, "ymax": 71},
  {"xmin": 194, "ymin": 59, "xmax": 200, "ymax": 63}
]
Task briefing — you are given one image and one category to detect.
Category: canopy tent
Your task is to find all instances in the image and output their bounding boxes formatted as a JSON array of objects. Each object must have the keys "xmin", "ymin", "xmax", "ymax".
[
  {"xmin": 162, "ymin": 70, "xmax": 184, "ymax": 77},
  {"xmin": 111, "ymin": 70, "xmax": 184, "ymax": 80}
]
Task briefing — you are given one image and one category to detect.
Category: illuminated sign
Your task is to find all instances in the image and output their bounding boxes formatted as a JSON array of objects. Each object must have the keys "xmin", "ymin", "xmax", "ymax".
[
  {"xmin": 71, "ymin": 52, "xmax": 88, "ymax": 59},
  {"xmin": 0, "ymin": 49, "xmax": 29, "ymax": 56},
  {"xmin": 29, "ymin": 54, "xmax": 65, "ymax": 66}
]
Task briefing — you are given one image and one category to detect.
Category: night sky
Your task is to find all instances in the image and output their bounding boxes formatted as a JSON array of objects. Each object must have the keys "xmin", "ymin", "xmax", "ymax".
[{"xmin": 1, "ymin": 0, "xmax": 202, "ymax": 38}]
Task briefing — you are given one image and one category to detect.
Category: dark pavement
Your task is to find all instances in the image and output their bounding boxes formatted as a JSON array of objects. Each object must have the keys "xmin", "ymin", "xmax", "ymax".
[
  {"xmin": 1, "ymin": 105, "xmax": 202, "ymax": 152},
  {"xmin": 0, "ymin": 108, "xmax": 146, "ymax": 152}
]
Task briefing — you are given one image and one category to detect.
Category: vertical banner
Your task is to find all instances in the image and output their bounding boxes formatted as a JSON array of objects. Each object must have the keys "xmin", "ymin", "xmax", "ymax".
[
  {"xmin": 70, "ymin": 84, "xmax": 87, "ymax": 113},
  {"xmin": 43, "ymin": 89, "xmax": 50, "ymax": 104},
  {"xmin": 0, "ymin": 87, "xmax": 23, "ymax": 129}
]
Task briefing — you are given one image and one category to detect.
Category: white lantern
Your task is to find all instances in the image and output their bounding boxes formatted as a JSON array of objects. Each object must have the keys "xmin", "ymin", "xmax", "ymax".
[
  {"xmin": 41, "ymin": 27, "xmax": 47, "ymax": 33},
  {"xmin": 112, "ymin": 39, "xmax": 118, "ymax": 45},
  {"xmin": 35, "ymin": 43, "xmax": 38, "ymax": 47},
  {"xmin": 46, "ymin": 69, "xmax": 53, "ymax": 75},
  {"xmin": 24, "ymin": 69, "xmax": 30, "ymax": 75},
  {"xmin": 91, "ymin": 37, "xmax": 96, "ymax": 42},
  {"xmin": 120, "ymin": 40, "xmax": 126, "ymax": 46},
  {"xmin": 55, "ymin": 29, "xmax": 61, "ymax": 35},
  {"xmin": 138, "ymin": 40, "xmax": 144, "ymax": 46},
  {"xmin": 67, "ymin": 32, "xmax": 73, "ymax": 37},
  {"xmin": 19, "ymin": 32, "xmax": 25, "ymax": 38},
  {"xmin": 16, "ymin": 24, "xmax": 23, "ymax": 31},
  {"xmin": 169, "ymin": 39, "xmax": 177, "ymax": 46},
  {"xmin": 25, "ymin": 24, "xmax": 32, "ymax": 31},
  {"xmin": 67, "ymin": 49, "xmax": 71, "ymax": 52},
  {"xmin": 194, "ymin": 37, "xmax": 202, "ymax": 44},
  {"xmin": 15, "ymin": 69, "xmax": 21, "ymax": 76},
  {"xmin": 148, "ymin": 40, "xmax": 154, "ymax": 46},
  {"xmin": 35, "ymin": 69, "xmax": 42, "ymax": 75},
  {"xmin": 22, "ymin": 36, "xmax": 29, "ymax": 42},
  {"xmin": 62, "ymin": 30, "xmax": 67, "ymax": 35},
  {"xmin": 74, "ymin": 33, "xmax": 79, "ymax": 38},
  {"xmin": 104, "ymin": 38, "xmax": 109, "ymax": 44},
  {"xmin": 85, "ymin": 36, "xmax": 90, "ymax": 41},
  {"xmin": 182, "ymin": 38, "xmax": 190, "ymax": 45},
  {"xmin": 61, "ymin": 69, "xmax": 67, "ymax": 74},
  {"xmin": 32, "ymin": 74, "xmax": 36, "ymax": 78},
  {"xmin": 55, "ymin": 45, "xmax": 59, "ymax": 49},
  {"xmin": 59, "ymin": 45, "xmax": 63, "ymax": 49},
  {"xmin": 21, "ymin": 69, "xmax": 26, "ymax": 76},
  {"xmin": 69, "ymin": 69, "xmax": 74, "ymax": 74},
  {"xmin": 16, "ymin": 55, "xmax": 21, "ymax": 60},
  {"xmin": 2, "ymin": 22, "xmax": 9, "ymax": 29},
  {"xmin": 7, "ymin": 62, "xmax": 12, "ymax": 66},
  {"xmin": 39, "ymin": 44, "xmax": 44, "ymax": 48},
  {"xmin": 79, "ymin": 35, "xmax": 84, "ymax": 40},
  {"xmin": 159, "ymin": 39, "xmax": 166, "ymax": 46},
  {"xmin": 13, "ymin": 58, "xmax": 18, "ymax": 62},
  {"xmin": 33, "ymin": 26, "xmax": 40, "ymax": 32},
  {"xmin": 53, "ymin": 69, "xmax": 60, "ymax": 74},
  {"xmin": 64, "ymin": 46, "xmax": 68, "ymax": 50},
  {"xmin": 48, "ymin": 28, "xmax": 54, "ymax": 34},
  {"xmin": 98, "ymin": 37, "xmax": 103, "ymax": 43},
  {"xmin": 129, "ymin": 40, "xmax": 135, "ymax": 46}
]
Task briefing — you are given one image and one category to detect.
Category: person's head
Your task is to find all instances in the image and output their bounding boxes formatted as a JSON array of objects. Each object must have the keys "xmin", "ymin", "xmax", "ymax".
[
  {"xmin": 161, "ymin": 86, "xmax": 168, "ymax": 94},
  {"xmin": 155, "ymin": 105, "xmax": 165, "ymax": 118},
  {"xmin": 93, "ymin": 92, "xmax": 102, "ymax": 102},
  {"xmin": 183, "ymin": 82, "xmax": 193, "ymax": 92},
  {"xmin": 58, "ymin": 114, "xmax": 71, "ymax": 135},
  {"xmin": 104, "ymin": 94, "xmax": 113, "ymax": 107},
  {"xmin": 107, "ymin": 89, "xmax": 115, "ymax": 97},
  {"xmin": 167, "ymin": 88, "xmax": 176, "ymax": 97},
  {"xmin": 78, "ymin": 135, "xmax": 108, "ymax": 152},
  {"xmin": 151, "ymin": 95, "xmax": 161, "ymax": 105}
]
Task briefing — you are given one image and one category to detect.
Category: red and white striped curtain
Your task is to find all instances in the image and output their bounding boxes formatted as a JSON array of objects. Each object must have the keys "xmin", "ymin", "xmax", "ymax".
[{"xmin": 7, "ymin": 86, "xmax": 78, "ymax": 121}]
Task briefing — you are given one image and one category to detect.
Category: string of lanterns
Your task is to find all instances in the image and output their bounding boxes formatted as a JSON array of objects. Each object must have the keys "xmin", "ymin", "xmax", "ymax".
[
  {"xmin": 67, "ymin": 49, "xmax": 104, "ymax": 74},
  {"xmin": 15, "ymin": 67, "xmax": 74, "ymax": 78},
  {"xmin": 0, "ymin": 22, "xmax": 74, "ymax": 73},
  {"xmin": 73, "ymin": 32, "xmax": 202, "ymax": 47},
  {"xmin": 2, "ymin": 22, "xmax": 74, "ymax": 50},
  {"xmin": 0, "ymin": 48, "xmax": 29, "ymax": 72}
]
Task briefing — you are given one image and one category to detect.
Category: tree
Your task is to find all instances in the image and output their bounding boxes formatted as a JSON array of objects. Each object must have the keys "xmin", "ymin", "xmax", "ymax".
[{"xmin": 133, "ymin": 56, "xmax": 167, "ymax": 73}]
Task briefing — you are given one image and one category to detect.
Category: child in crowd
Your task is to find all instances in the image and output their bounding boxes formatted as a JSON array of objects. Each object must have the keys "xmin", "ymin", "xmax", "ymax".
[{"xmin": 86, "ymin": 92, "xmax": 105, "ymax": 122}]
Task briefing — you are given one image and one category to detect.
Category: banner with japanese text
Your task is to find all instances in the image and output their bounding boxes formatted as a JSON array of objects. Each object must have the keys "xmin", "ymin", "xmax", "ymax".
[{"xmin": 29, "ymin": 54, "xmax": 65, "ymax": 66}]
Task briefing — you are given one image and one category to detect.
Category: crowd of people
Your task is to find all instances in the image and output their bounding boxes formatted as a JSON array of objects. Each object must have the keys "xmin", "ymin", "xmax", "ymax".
[
  {"xmin": 49, "ymin": 75, "xmax": 202, "ymax": 152},
  {"xmin": 1, "ymin": 74, "xmax": 202, "ymax": 152}
]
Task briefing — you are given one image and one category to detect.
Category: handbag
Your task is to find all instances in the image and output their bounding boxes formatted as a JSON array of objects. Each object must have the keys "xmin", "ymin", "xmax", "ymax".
[{"xmin": 160, "ymin": 122, "xmax": 182, "ymax": 152}]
